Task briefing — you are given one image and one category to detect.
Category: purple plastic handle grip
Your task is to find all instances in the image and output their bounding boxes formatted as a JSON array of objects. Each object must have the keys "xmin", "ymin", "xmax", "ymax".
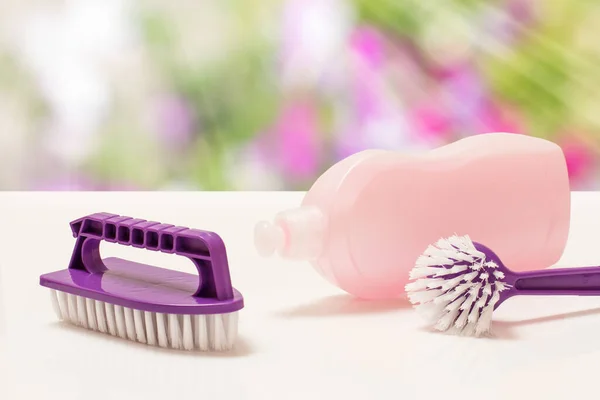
[{"xmin": 68, "ymin": 212, "xmax": 234, "ymax": 301}]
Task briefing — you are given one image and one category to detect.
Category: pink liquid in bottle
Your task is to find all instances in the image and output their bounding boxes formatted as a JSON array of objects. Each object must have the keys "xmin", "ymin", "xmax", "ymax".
[{"xmin": 255, "ymin": 133, "xmax": 571, "ymax": 299}]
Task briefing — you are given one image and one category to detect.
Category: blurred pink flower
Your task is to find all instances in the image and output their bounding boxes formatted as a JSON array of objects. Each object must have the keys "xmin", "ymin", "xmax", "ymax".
[
  {"xmin": 410, "ymin": 101, "xmax": 453, "ymax": 142},
  {"xmin": 476, "ymin": 101, "xmax": 522, "ymax": 134},
  {"xmin": 154, "ymin": 94, "xmax": 196, "ymax": 146},
  {"xmin": 350, "ymin": 26, "xmax": 386, "ymax": 69},
  {"xmin": 559, "ymin": 135, "xmax": 597, "ymax": 186},
  {"xmin": 343, "ymin": 26, "xmax": 415, "ymax": 150},
  {"xmin": 275, "ymin": 101, "xmax": 320, "ymax": 180},
  {"xmin": 350, "ymin": 26, "xmax": 387, "ymax": 122},
  {"xmin": 508, "ymin": 0, "xmax": 536, "ymax": 26}
]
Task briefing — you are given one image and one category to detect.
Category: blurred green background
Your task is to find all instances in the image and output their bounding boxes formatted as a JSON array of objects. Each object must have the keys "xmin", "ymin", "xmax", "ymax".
[{"xmin": 1, "ymin": 0, "xmax": 599, "ymax": 190}]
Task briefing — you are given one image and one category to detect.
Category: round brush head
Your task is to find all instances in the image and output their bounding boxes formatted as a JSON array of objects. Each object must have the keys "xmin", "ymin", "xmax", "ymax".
[{"xmin": 405, "ymin": 235, "xmax": 512, "ymax": 337}]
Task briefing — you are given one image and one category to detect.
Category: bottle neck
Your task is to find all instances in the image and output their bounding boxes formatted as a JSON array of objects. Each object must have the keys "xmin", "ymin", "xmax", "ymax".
[{"xmin": 255, "ymin": 206, "xmax": 326, "ymax": 260}]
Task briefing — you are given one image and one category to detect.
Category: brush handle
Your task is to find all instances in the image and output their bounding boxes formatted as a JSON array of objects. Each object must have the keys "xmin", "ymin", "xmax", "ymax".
[
  {"xmin": 67, "ymin": 212, "xmax": 234, "ymax": 301},
  {"xmin": 511, "ymin": 266, "xmax": 600, "ymax": 296}
]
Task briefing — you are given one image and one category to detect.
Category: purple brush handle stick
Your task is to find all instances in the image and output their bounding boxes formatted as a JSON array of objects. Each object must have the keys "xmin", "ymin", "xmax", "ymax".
[
  {"xmin": 475, "ymin": 242, "xmax": 600, "ymax": 309},
  {"xmin": 68, "ymin": 212, "xmax": 234, "ymax": 301},
  {"xmin": 506, "ymin": 268, "xmax": 600, "ymax": 296}
]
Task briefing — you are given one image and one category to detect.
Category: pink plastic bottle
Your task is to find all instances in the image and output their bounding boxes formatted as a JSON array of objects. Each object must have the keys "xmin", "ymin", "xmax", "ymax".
[{"xmin": 254, "ymin": 133, "xmax": 571, "ymax": 300}]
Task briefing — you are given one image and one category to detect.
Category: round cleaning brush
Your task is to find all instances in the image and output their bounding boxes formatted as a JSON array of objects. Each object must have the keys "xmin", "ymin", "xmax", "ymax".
[{"xmin": 405, "ymin": 235, "xmax": 600, "ymax": 337}]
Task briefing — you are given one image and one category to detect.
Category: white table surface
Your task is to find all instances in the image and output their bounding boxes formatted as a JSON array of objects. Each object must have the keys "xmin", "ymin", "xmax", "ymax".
[{"xmin": 1, "ymin": 191, "xmax": 600, "ymax": 399}]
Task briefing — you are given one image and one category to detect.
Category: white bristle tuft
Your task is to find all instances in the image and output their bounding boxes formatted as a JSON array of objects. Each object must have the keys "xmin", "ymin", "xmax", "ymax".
[
  {"xmin": 124, "ymin": 308, "xmax": 136, "ymax": 341},
  {"xmin": 445, "ymin": 296, "xmax": 467, "ymax": 312},
  {"xmin": 435, "ymin": 308, "xmax": 460, "ymax": 332},
  {"xmin": 195, "ymin": 314, "xmax": 209, "ymax": 351},
  {"xmin": 169, "ymin": 314, "xmax": 183, "ymax": 349},
  {"xmin": 114, "ymin": 305, "xmax": 127, "ymax": 339},
  {"xmin": 57, "ymin": 291, "xmax": 69, "ymax": 320},
  {"xmin": 86, "ymin": 299, "xmax": 97, "ymax": 331},
  {"xmin": 405, "ymin": 278, "xmax": 443, "ymax": 292},
  {"xmin": 408, "ymin": 289, "xmax": 445, "ymax": 304},
  {"xmin": 50, "ymin": 290, "xmax": 62, "ymax": 320},
  {"xmin": 156, "ymin": 313, "xmax": 168, "ymax": 348},
  {"xmin": 144, "ymin": 311, "xmax": 156, "ymax": 346},
  {"xmin": 409, "ymin": 265, "xmax": 440, "ymax": 279},
  {"xmin": 406, "ymin": 236, "xmax": 512, "ymax": 337},
  {"xmin": 183, "ymin": 315, "xmax": 194, "ymax": 350},
  {"xmin": 47, "ymin": 293, "xmax": 239, "ymax": 351},
  {"xmin": 77, "ymin": 296, "xmax": 88, "ymax": 329},
  {"xmin": 133, "ymin": 309, "xmax": 146, "ymax": 343},
  {"xmin": 105, "ymin": 303, "xmax": 117, "ymax": 336},
  {"xmin": 67, "ymin": 294, "xmax": 78, "ymax": 324},
  {"xmin": 434, "ymin": 264, "xmax": 468, "ymax": 277},
  {"xmin": 95, "ymin": 301, "xmax": 108, "ymax": 333}
]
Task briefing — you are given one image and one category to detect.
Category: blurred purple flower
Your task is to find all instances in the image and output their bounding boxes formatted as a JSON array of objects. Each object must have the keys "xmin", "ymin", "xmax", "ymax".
[
  {"xmin": 442, "ymin": 64, "xmax": 487, "ymax": 125},
  {"xmin": 154, "ymin": 95, "xmax": 196, "ymax": 146},
  {"xmin": 275, "ymin": 101, "xmax": 320, "ymax": 180}
]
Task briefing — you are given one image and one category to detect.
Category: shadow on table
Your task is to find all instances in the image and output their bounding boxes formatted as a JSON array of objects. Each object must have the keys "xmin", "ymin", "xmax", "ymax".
[
  {"xmin": 275, "ymin": 294, "xmax": 411, "ymax": 318},
  {"xmin": 492, "ymin": 306, "xmax": 600, "ymax": 339},
  {"xmin": 48, "ymin": 321, "xmax": 255, "ymax": 357}
]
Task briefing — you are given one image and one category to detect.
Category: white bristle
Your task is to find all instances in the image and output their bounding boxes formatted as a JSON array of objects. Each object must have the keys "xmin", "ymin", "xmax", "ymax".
[
  {"xmin": 86, "ymin": 299, "xmax": 97, "ymax": 331},
  {"xmin": 114, "ymin": 305, "xmax": 127, "ymax": 339},
  {"xmin": 405, "ymin": 278, "xmax": 443, "ymax": 292},
  {"xmin": 183, "ymin": 315, "xmax": 194, "ymax": 350},
  {"xmin": 47, "ymin": 292, "xmax": 239, "ymax": 351},
  {"xmin": 156, "ymin": 313, "xmax": 168, "ymax": 348},
  {"xmin": 435, "ymin": 308, "xmax": 460, "ymax": 332},
  {"xmin": 144, "ymin": 311, "xmax": 156, "ymax": 346},
  {"xmin": 169, "ymin": 314, "xmax": 183, "ymax": 349},
  {"xmin": 50, "ymin": 290, "xmax": 62, "ymax": 320},
  {"xmin": 77, "ymin": 296, "xmax": 88, "ymax": 328},
  {"xmin": 445, "ymin": 296, "xmax": 467, "ymax": 312},
  {"xmin": 124, "ymin": 308, "xmax": 136, "ymax": 341},
  {"xmin": 95, "ymin": 301, "xmax": 108, "ymax": 333},
  {"xmin": 406, "ymin": 235, "xmax": 511, "ymax": 337},
  {"xmin": 434, "ymin": 264, "xmax": 468, "ymax": 277},
  {"xmin": 408, "ymin": 289, "xmax": 445, "ymax": 304},
  {"xmin": 209, "ymin": 315, "xmax": 225, "ymax": 351},
  {"xmin": 463, "ymin": 271, "xmax": 478, "ymax": 282},
  {"xmin": 493, "ymin": 270, "xmax": 505, "ymax": 279},
  {"xmin": 454, "ymin": 308, "xmax": 470, "ymax": 329},
  {"xmin": 409, "ymin": 266, "xmax": 441, "ymax": 279},
  {"xmin": 459, "ymin": 292, "xmax": 476, "ymax": 311},
  {"xmin": 67, "ymin": 294, "xmax": 78, "ymax": 324},
  {"xmin": 195, "ymin": 314, "xmax": 209, "ymax": 351},
  {"xmin": 57, "ymin": 291, "xmax": 69, "ymax": 320},
  {"xmin": 133, "ymin": 310, "xmax": 146, "ymax": 344},
  {"xmin": 225, "ymin": 312, "xmax": 239, "ymax": 348},
  {"xmin": 105, "ymin": 303, "xmax": 117, "ymax": 336},
  {"xmin": 476, "ymin": 291, "xmax": 490, "ymax": 309}
]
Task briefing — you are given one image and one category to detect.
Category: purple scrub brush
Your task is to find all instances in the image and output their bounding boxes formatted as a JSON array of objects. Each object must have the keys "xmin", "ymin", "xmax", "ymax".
[
  {"xmin": 405, "ymin": 234, "xmax": 600, "ymax": 337},
  {"xmin": 40, "ymin": 213, "xmax": 244, "ymax": 351}
]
